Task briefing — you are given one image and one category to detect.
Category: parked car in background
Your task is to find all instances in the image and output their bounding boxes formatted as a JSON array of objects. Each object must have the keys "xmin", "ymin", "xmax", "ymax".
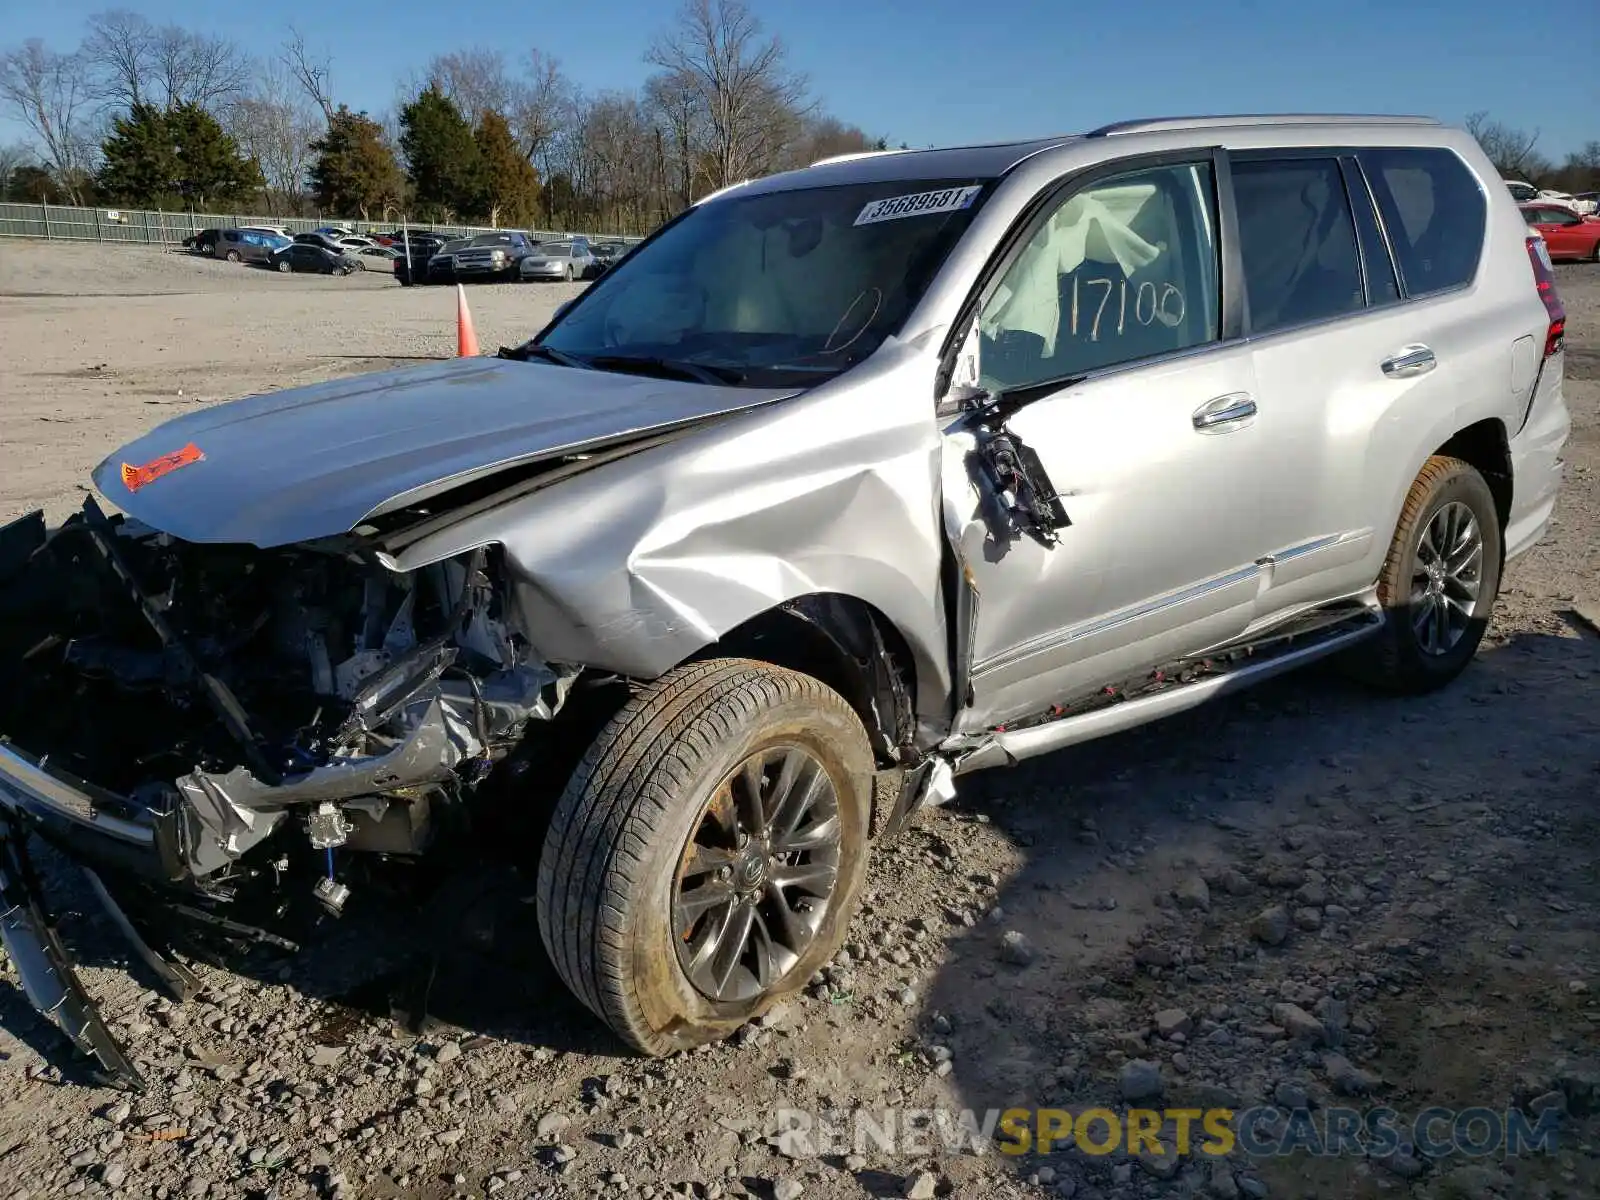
[
  {"xmin": 1504, "ymin": 179, "xmax": 1538, "ymax": 203},
  {"xmin": 182, "ymin": 228, "xmax": 222, "ymax": 254},
  {"xmin": 519, "ymin": 237, "xmax": 597, "ymax": 281},
  {"xmin": 240, "ymin": 225, "xmax": 294, "ymax": 240},
  {"xmin": 215, "ymin": 228, "xmax": 290, "ymax": 264},
  {"xmin": 269, "ymin": 242, "xmax": 365, "ymax": 275},
  {"xmin": 1536, "ymin": 189, "xmax": 1598, "ymax": 216},
  {"xmin": 391, "ymin": 234, "xmax": 454, "ymax": 286},
  {"xmin": 590, "ymin": 242, "xmax": 629, "ymax": 273},
  {"xmin": 442, "ymin": 231, "xmax": 539, "ymax": 281},
  {"xmin": 1520, "ymin": 203, "xmax": 1600, "ymax": 261},
  {"xmin": 293, "ymin": 231, "xmax": 350, "ymax": 255}
]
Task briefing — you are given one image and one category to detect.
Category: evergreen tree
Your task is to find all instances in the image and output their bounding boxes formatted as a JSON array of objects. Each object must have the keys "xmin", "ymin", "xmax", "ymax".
[
  {"xmin": 97, "ymin": 103, "xmax": 179, "ymax": 206},
  {"xmin": 308, "ymin": 106, "xmax": 406, "ymax": 219},
  {"xmin": 400, "ymin": 86, "xmax": 485, "ymax": 221},
  {"xmin": 98, "ymin": 102, "xmax": 261, "ymax": 208},
  {"xmin": 474, "ymin": 108, "xmax": 540, "ymax": 227},
  {"xmin": 168, "ymin": 103, "xmax": 262, "ymax": 208}
]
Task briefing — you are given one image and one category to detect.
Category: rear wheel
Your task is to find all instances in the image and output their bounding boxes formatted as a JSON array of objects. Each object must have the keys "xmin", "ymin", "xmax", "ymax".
[
  {"xmin": 1345, "ymin": 454, "xmax": 1502, "ymax": 693},
  {"xmin": 537, "ymin": 659, "xmax": 874, "ymax": 1055}
]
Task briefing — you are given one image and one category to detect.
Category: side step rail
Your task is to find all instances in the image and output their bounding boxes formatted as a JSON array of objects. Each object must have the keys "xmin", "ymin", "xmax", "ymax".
[{"xmin": 950, "ymin": 607, "xmax": 1383, "ymax": 774}]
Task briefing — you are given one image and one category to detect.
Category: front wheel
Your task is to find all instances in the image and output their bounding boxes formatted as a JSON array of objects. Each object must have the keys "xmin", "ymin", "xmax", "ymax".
[
  {"xmin": 276, "ymin": 260, "xmax": 292, "ymax": 273},
  {"xmin": 537, "ymin": 659, "xmax": 874, "ymax": 1055},
  {"xmin": 563, "ymin": 264, "xmax": 573, "ymax": 282},
  {"xmin": 225, "ymin": 250, "xmax": 242, "ymax": 263},
  {"xmin": 1345, "ymin": 454, "xmax": 1502, "ymax": 693}
]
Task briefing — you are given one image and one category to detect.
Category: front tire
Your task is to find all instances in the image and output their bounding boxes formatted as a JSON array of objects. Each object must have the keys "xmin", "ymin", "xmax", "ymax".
[
  {"xmin": 225, "ymin": 250, "xmax": 241, "ymax": 263},
  {"xmin": 1346, "ymin": 454, "xmax": 1502, "ymax": 693},
  {"xmin": 276, "ymin": 260, "xmax": 292, "ymax": 273},
  {"xmin": 537, "ymin": 659, "xmax": 874, "ymax": 1055}
]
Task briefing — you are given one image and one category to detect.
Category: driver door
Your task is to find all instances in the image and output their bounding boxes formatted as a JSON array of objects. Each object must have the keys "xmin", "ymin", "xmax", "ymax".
[{"xmin": 945, "ymin": 154, "xmax": 1269, "ymax": 733}]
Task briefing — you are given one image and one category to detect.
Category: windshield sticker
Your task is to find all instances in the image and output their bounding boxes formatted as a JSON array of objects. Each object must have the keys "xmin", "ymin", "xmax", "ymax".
[
  {"xmin": 121, "ymin": 442, "xmax": 205, "ymax": 492},
  {"xmin": 854, "ymin": 185, "xmax": 982, "ymax": 226}
]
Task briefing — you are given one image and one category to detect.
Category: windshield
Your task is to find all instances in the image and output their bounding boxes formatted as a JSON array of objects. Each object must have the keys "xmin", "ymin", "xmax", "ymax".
[{"xmin": 534, "ymin": 177, "xmax": 991, "ymax": 386}]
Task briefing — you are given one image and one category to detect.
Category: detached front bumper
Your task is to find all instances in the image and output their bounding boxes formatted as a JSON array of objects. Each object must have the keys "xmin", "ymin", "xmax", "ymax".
[{"xmin": 0, "ymin": 743, "xmax": 185, "ymax": 881}]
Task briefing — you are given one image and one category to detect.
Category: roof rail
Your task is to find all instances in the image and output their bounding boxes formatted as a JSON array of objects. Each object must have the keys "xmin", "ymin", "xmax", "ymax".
[
  {"xmin": 809, "ymin": 149, "xmax": 908, "ymax": 167},
  {"xmin": 694, "ymin": 178, "xmax": 751, "ymax": 206},
  {"xmin": 1086, "ymin": 114, "xmax": 1442, "ymax": 137}
]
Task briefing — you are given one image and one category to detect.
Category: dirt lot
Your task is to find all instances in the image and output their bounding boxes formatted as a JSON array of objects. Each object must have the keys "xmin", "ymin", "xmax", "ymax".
[{"xmin": 0, "ymin": 240, "xmax": 1597, "ymax": 1200}]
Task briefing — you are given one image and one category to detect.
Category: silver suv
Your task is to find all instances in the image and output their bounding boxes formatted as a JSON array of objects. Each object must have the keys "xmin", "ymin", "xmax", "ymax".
[{"xmin": 0, "ymin": 114, "xmax": 1571, "ymax": 1082}]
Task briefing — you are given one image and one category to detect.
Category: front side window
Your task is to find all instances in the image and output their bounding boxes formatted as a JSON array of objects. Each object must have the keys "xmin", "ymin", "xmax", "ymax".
[
  {"xmin": 538, "ymin": 177, "xmax": 990, "ymax": 386},
  {"xmin": 1360, "ymin": 148, "xmax": 1485, "ymax": 297},
  {"xmin": 976, "ymin": 161, "xmax": 1220, "ymax": 392},
  {"xmin": 1232, "ymin": 157, "xmax": 1363, "ymax": 334}
]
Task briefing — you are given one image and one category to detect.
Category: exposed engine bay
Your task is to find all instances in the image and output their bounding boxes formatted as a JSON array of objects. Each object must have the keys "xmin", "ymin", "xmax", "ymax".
[{"xmin": 0, "ymin": 501, "xmax": 577, "ymax": 905}]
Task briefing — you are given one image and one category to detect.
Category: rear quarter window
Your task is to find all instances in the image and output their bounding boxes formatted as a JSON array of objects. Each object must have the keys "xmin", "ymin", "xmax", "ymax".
[{"xmin": 1359, "ymin": 148, "xmax": 1485, "ymax": 298}]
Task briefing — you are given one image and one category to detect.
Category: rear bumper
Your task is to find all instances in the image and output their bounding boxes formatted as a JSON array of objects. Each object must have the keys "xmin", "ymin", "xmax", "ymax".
[{"xmin": 1506, "ymin": 353, "xmax": 1572, "ymax": 562}]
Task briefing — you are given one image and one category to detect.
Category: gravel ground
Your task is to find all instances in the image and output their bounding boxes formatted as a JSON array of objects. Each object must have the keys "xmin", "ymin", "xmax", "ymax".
[{"xmin": 0, "ymin": 240, "xmax": 1597, "ymax": 1200}]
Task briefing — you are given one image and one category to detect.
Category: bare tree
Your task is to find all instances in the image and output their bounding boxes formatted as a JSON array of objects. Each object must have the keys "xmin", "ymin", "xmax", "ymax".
[
  {"xmin": 512, "ymin": 49, "xmax": 570, "ymax": 168},
  {"xmin": 228, "ymin": 61, "xmax": 319, "ymax": 213},
  {"xmin": 646, "ymin": 0, "xmax": 811, "ymax": 192},
  {"xmin": 282, "ymin": 28, "xmax": 335, "ymax": 124},
  {"xmin": 644, "ymin": 68, "xmax": 704, "ymax": 211},
  {"xmin": 82, "ymin": 9, "xmax": 155, "ymax": 109},
  {"xmin": 0, "ymin": 40, "xmax": 95, "ymax": 202},
  {"xmin": 150, "ymin": 26, "xmax": 249, "ymax": 110},
  {"xmin": 1464, "ymin": 111, "xmax": 1547, "ymax": 179},
  {"xmin": 425, "ymin": 47, "xmax": 513, "ymax": 121},
  {"xmin": 83, "ymin": 12, "xmax": 248, "ymax": 112}
]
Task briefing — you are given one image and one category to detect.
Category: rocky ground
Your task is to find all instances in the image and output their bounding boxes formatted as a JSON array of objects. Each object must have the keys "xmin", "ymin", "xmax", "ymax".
[{"xmin": 0, "ymin": 242, "xmax": 1597, "ymax": 1200}]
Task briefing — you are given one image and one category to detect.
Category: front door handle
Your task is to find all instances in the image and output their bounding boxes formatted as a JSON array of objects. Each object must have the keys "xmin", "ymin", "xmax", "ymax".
[
  {"xmin": 1192, "ymin": 392, "xmax": 1258, "ymax": 432},
  {"xmin": 1381, "ymin": 344, "xmax": 1436, "ymax": 378}
]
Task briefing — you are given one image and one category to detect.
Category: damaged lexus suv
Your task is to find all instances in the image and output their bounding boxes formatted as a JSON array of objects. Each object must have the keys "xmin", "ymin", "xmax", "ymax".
[{"xmin": 0, "ymin": 114, "xmax": 1570, "ymax": 1085}]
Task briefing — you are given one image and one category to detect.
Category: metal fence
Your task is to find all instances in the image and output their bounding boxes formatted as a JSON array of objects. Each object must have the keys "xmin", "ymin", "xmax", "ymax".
[{"xmin": 0, "ymin": 201, "xmax": 643, "ymax": 247}]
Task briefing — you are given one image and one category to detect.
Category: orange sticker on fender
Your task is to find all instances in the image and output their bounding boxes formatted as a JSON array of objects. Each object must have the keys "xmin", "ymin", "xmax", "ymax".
[{"xmin": 120, "ymin": 443, "xmax": 205, "ymax": 492}]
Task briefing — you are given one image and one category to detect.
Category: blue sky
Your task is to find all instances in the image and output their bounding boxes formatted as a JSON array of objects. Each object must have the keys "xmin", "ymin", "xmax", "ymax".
[{"xmin": 4, "ymin": 0, "xmax": 1597, "ymax": 159}]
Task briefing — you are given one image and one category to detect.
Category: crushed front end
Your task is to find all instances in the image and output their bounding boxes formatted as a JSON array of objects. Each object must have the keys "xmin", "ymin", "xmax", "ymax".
[{"xmin": 0, "ymin": 501, "xmax": 576, "ymax": 1087}]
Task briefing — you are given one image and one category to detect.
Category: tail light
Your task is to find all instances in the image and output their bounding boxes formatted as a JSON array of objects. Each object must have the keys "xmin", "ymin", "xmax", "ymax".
[{"xmin": 1526, "ymin": 235, "xmax": 1566, "ymax": 358}]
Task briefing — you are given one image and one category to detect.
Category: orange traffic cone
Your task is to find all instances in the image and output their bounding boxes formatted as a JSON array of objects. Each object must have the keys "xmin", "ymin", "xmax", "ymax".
[{"xmin": 456, "ymin": 284, "xmax": 480, "ymax": 357}]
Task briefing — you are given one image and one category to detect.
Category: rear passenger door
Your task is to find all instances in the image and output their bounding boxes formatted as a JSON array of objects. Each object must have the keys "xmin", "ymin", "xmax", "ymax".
[{"xmin": 1232, "ymin": 146, "xmax": 1490, "ymax": 623}]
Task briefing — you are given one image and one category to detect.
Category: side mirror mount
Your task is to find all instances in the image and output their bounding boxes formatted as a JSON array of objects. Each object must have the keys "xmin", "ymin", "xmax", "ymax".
[{"xmin": 937, "ymin": 316, "xmax": 985, "ymax": 416}]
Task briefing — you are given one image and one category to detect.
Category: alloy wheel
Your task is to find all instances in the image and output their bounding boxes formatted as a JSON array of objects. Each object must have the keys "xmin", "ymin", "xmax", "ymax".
[
  {"xmin": 1410, "ymin": 500, "xmax": 1483, "ymax": 655},
  {"xmin": 673, "ymin": 746, "xmax": 842, "ymax": 1003}
]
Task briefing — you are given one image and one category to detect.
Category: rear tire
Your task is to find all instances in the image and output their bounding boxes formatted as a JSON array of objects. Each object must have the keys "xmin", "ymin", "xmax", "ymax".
[
  {"xmin": 537, "ymin": 659, "xmax": 874, "ymax": 1055},
  {"xmin": 1345, "ymin": 454, "xmax": 1502, "ymax": 693}
]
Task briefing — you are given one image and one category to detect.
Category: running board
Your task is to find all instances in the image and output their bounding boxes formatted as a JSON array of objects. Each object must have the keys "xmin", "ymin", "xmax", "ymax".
[{"xmin": 949, "ymin": 608, "xmax": 1383, "ymax": 775}]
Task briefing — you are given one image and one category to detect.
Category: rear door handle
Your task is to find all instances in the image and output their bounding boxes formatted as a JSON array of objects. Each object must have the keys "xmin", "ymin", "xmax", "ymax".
[
  {"xmin": 1192, "ymin": 392, "xmax": 1257, "ymax": 432},
  {"xmin": 1381, "ymin": 345, "xmax": 1436, "ymax": 378}
]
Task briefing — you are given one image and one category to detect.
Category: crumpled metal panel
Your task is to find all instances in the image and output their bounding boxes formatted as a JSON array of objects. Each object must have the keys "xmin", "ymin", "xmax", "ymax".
[
  {"xmin": 90, "ymin": 356, "xmax": 797, "ymax": 548},
  {"xmin": 391, "ymin": 342, "xmax": 955, "ymax": 727}
]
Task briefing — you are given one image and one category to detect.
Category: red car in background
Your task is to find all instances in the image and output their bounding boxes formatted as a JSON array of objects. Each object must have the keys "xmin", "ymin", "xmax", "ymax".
[{"xmin": 1521, "ymin": 203, "xmax": 1600, "ymax": 262}]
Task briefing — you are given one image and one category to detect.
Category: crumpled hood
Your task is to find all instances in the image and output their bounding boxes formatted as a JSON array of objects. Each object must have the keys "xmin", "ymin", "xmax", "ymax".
[{"xmin": 92, "ymin": 356, "xmax": 794, "ymax": 547}]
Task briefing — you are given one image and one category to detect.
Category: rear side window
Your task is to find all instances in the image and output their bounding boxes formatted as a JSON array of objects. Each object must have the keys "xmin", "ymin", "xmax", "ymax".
[
  {"xmin": 1231, "ymin": 157, "xmax": 1363, "ymax": 335},
  {"xmin": 1360, "ymin": 148, "xmax": 1485, "ymax": 297}
]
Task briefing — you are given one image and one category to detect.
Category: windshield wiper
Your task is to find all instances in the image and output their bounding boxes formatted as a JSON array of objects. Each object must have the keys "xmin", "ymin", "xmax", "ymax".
[
  {"xmin": 584, "ymin": 355, "xmax": 746, "ymax": 386},
  {"xmin": 498, "ymin": 342, "xmax": 592, "ymax": 370}
]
